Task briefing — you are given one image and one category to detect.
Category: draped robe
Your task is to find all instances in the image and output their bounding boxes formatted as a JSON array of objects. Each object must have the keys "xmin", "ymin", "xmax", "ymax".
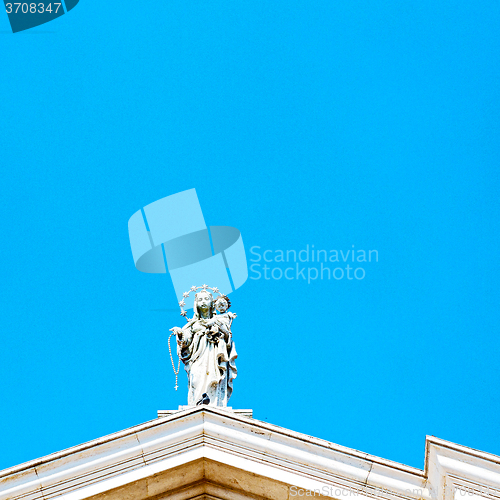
[{"xmin": 177, "ymin": 313, "xmax": 237, "ymax": 406}]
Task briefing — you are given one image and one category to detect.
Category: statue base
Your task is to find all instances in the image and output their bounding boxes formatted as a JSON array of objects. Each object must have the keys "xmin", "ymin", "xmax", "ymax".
[{"xmin": 157, "ymin": 407, "xmax": 253, "ymax": 419}]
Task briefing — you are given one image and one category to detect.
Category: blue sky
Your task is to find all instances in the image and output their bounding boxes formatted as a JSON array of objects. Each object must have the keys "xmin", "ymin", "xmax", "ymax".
[{"xmin": 0, "ymin": 0, "xmax": 499, "ymax": 471}]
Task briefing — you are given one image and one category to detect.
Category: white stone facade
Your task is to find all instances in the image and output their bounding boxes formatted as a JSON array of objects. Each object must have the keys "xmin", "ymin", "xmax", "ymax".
[{"xmin": 0, "ymin": 406, "xmax": 499, "ymax": 500}]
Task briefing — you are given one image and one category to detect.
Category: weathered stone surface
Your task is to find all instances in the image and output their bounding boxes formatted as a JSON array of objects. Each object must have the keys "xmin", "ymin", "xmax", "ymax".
[
  {"xmin": 170, "ymin": 288, "xmax": 238, "ymax": 407},
  {"xmin": 158, "ymin": 407, "xmax": 253, "ymax": 419},
  {"xmin": 0, "ymin": 406, "xmax": 499, "ymax": 500}
]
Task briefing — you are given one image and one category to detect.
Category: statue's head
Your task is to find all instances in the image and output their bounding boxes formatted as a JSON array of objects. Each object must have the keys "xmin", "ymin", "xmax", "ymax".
[
  {"xmin": 214, "ymin": 295, "xmax": 231, "ymax": 313},
  {"xmin": 194, "ymin": 290, "xmax": 214, "ymax": 318}
]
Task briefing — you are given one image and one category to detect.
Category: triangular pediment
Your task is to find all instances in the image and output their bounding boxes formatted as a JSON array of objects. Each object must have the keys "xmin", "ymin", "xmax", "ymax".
[{"xmin": 1, "ymin": 407, "xmax": 499, "ymax": 500}]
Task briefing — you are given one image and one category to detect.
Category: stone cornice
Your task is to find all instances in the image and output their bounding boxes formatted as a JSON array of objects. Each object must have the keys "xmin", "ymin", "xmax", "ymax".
[{"xmin": 0, "ymin": 407, "xmax": 498, "ymax": 500}]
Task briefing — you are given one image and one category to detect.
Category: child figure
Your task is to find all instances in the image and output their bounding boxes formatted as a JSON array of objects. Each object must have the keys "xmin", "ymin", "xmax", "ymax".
[{"xmin": 206, "ymin": 295, "xmax": 236, "ymax": 344}]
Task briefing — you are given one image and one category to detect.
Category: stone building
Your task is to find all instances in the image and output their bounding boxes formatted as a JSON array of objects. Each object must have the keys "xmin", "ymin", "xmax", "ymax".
[{"xmin": 0, "ymin": 406, "xmax": 499, "ymax": 500}]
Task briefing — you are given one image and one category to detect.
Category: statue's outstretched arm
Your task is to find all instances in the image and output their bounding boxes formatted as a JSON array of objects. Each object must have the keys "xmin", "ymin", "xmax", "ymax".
[{"xmin": 171, "ymin": 325, "xmax": 193, "ymax": 347}]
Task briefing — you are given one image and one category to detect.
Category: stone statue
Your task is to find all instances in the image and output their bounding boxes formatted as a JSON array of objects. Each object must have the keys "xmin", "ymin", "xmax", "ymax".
[{"xmin": 169, "ymin": 285, "xmax": 237, "ymax": 406}]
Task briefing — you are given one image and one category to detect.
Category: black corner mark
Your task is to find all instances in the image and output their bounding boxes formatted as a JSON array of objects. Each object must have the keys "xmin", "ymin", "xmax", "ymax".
[{"xmin": 196, "ymin": 393, "xmax": 210, "ymax": 405}]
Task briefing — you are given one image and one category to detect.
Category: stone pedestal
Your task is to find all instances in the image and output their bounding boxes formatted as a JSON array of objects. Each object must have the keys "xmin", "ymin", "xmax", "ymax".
[{"xmin": 157, "ymin": 407, "xmax": 253, "ymax": 418}]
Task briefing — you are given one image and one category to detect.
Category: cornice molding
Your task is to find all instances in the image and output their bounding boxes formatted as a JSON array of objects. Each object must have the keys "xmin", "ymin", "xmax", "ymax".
[{"xmin": 0, "ymin": 407, "xmax": 498, "ymax": 500}]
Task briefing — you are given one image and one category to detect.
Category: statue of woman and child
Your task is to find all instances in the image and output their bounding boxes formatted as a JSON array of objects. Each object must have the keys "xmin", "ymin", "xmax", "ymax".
[{"xmin": 169, "ymin": 286, "xmax": 237, "ymax": 407}]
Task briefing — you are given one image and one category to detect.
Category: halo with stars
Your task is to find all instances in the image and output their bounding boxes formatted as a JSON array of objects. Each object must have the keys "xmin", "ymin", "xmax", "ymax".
[{"xmin": 178, "ymin": 284, "xmax": 225, "ymax": 321}]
